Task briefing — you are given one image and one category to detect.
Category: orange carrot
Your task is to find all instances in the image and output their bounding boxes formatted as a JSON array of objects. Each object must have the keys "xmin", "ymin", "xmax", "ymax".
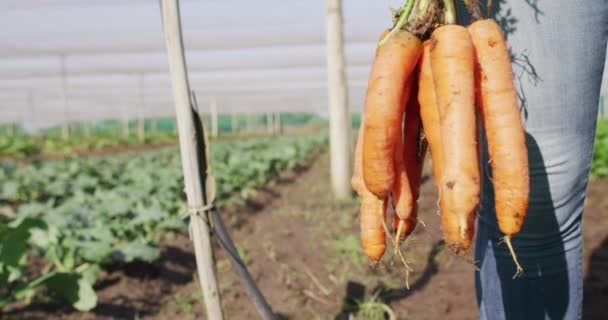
[
  {"xmin": 352, "ymin": 124, "xmax": 386, "ymax": 264},
  {"xmin": 393, "ymin": 81, "xmax": 428, "ymax": 242},
  {"xmin": 392, "ymin": 79, "xmax": 414, "ymax": 241},
  {"xmin": 418, "ymin": 40, "xmax": 442, "ymax": 185},
  {"xmin": 469, "ymin": 19, "xmax": 529, "ymax": 275},
  {"xmin": 430, "ymin": 25, "xmax": 480, "ymax": 255},
  {"xmin": 362, "ymin": 29, "xmax": 422, "ymax": 200},
  {"xmin": 360, "ymin": 192, "xmax": 388, "ymax": 265}
]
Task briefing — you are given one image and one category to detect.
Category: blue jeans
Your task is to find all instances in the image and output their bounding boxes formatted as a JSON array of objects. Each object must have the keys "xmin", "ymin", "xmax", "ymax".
[{"xmin": 455, "ymin": 1, "xmax": 608, "ymax": 319}]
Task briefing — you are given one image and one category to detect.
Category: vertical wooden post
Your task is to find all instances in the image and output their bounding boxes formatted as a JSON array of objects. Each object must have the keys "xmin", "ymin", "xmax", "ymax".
[
  {"xmin": 23, "ymin": 89, "xmax": 34, "ymax": 133},
  {"xmin": 274, "ymin": 112, "xmax": 281, "ymax": 133},
  {"xmin": 231, "ymin": 112, "xmax": 238, "ymax": 133},
  {"xmin": 121, "ymin": 104, "xmax": 130, "ymax": 137},
  {"xmin": 84, "ymin": 121, "xmax": 91, "ymax": 137},
  {"xmin": 246, "ymin": 113, "xmax": 253, "ymax": 132},
  {"xmin": 138, "ymin": 73, "xmax": 146, "ymax": 142},
  {"xmin": 160, "ymin": 1, "xmax": 224, "ymax": 319},
  {"xmin": 210, "ymin": 96, "xmax": 219, "ymax": 137},
  {"xmin": 59, "ymin": 54, "xmax": 70, "ymax": 140},
  {"xmin": 325, "ymin": 0, "xmax": 352, "ymax": 200},
  {"xmin": 266, "ymin": 112, "xmax": 273, "ymax": 133},
  {"xmin": 151, "ymin": 118, "xmax": 158, "ymax": 132}
]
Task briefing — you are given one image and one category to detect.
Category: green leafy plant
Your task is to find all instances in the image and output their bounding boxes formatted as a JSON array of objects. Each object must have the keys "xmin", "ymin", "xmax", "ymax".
[
  {"xmin": 0, "ymin": 133, "xmax": 326, "ymax": 310},
  {"xmin": 591, "ymin": 120, "xmax": 608, "ymax": 178}
]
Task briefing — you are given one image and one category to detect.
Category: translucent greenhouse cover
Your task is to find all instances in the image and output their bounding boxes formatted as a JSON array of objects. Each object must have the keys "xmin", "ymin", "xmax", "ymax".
[
  {"xmin": 0, "ymin": 0, "xmax": 606, "ymax": 128},
  {"xmin": 0, "ymin": 0, "xmax": 408, "ymax": 128}
]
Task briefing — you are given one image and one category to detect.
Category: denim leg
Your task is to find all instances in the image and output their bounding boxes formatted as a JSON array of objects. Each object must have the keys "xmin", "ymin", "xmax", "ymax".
[{"xmin": 467, "ymin": 1, "xmax": 608, "ymax": 320}]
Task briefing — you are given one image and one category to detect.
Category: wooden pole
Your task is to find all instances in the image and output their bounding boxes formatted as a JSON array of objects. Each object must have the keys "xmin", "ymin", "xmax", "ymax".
[
  {"xmin": 121, "ymin": 104, "xmax": 130, "ymax": 137},
  {"xmin": 210, "ymin": 96, "xmax": 218, "ymax": 137},
  {"xmin": 231, "ymin": 112, "xmax": 238, "ymax": 133},
  {"xmin": 83, "ymin": 121, "xmax": 91, "ymax": 137},
  {"xmin": 325, "ymin": 0, "xmax": 352, "ymax": 200},
  {"xmin": 246, "ymin": 113, "xmax": 253, "ymax": 132},
  {"xmin": 151, "ymin": 118, "xmax": 158, "ymax": 132},
  {"xmin": 266, "ymin": 112, "xmax": 273, "ymax": 133},
  {"xmin": 274, "ymin": 112, "xmax": 281, "ymax": 133},
  {"xmin": 59, "ymin": 54, "xmax": 70, "ymax": 140},
  {"xmin": 138, "ymin": 73, "xmax": 146, "ymax": 142},
  {"xmin": 160, "ymin": 1, "xmax": 224, "ymax": 319},
  {"xmin": 23, "ymin": 89, "xmax": 34, "ymax": 133}
]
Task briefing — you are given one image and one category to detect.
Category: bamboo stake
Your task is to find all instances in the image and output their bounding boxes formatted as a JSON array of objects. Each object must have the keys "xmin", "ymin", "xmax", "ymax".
[
  {"xmin": 231, "ymin": 112, "xmax": 238, "ymax": 133},
  {"xmin": 151, "ymin": 118, "xmax": 158, "ymax": 132},
  {"xmin": 138, "ymin": 73, "xmax": 146, "ymax": 142},
  {"xmin": 160, "ymin": 2, "xmax": 224, "ymax": 319},
  {"xmin": 266, "ymin": 112, "xmax": 273, "ymax": 133},
  {"xmin": 83, "ymin": 121, "xmax": 91, "ymax": 137},
  {"xmin": 121, "ymin": 104, "xmax": 130, "ymax": 137},
  {"xmin": 274, "ymin": 112, "xmax": 281, "ymax": 133},
  {"xmin": 325, "ymin": 0, "xmax": 352, "ymax": 200},
  {"xmin": 210, "ymin": 96, "xmax": 218, "ymax": 137},
  {"xmin": 59, "ymin": 54, "xmax": 70, "ymax": 140},
  {"xmin": 24, "ymin": 89, "xmax": 34, "ymax": 133}
]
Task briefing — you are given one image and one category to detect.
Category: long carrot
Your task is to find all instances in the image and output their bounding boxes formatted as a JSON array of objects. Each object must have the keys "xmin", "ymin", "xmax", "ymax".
[
  {"xmin": 403, "ymin": 82, "xmax": 428, "ymax": 219},
  {"xmin": 430, "ymin": 25, "xmax": 480, "ymax": 255},
  {"xmin": 352, "ymin": 124, "xmax": 386, "ymax": 265},
  {"xmin": 418, "ymin": 40, "xmax": 442, "ymax": 185},
  {"xmin": 362, "ymin": 28, "xmax": 422, "ymax": 261},
  {"xmin": 469, "ymin": 19, "xmax": 529, "ymax": 276},
  {"xmin": 362, "ymin": 29, "xmax": 422, "ymax": 200},
  {"xmin": 392, "ymin": 80, "xmax": 414, "ymax": 241},
  {"xmin": 393, "ymin": 81, "xmax": 428, "ymax": 242}
]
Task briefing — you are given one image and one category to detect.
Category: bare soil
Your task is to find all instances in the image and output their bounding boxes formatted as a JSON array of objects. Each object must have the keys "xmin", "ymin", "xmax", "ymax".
[{"xmin": 3, "ymin": 152, "xmax": 607, "ymax": 320}]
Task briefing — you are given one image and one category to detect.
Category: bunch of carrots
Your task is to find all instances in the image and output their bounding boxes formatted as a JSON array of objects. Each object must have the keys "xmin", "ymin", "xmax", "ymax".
[{"xmin": 352, "ymin": 0, "xmax": 529, "ymax": 279}]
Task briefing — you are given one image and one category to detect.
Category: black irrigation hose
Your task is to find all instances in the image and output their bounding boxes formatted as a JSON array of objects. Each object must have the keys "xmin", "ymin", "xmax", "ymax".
[{"xmin": 209, "ymin": 206, "xmax": 277, "ymax": 320}]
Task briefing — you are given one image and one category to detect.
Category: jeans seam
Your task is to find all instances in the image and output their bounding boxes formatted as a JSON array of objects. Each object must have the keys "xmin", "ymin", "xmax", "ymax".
[{"xmin": 577, "ymin": 246, "xmax": 583, "ymax": 320}]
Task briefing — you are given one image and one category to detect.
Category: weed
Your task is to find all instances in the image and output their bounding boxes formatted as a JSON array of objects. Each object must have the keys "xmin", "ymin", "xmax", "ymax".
[
  {"xmin": 263, "ymin": 240, "xmax": 279, "ymax": 262},
  {"xmin": 355, "ymin": 291, "xmax": 396, "ymax": 320},
  {"xmin": 173, "ymin": 293, "xmax": 196, "ymax": 317},
  {"xmin": 229, "ymin": 215, "xmax": 246, "ymax": 230},
  {"xmin": 216, "ymin": 258, "xmax": 230, "ymax": 272},
  {"xmin": 219, "ymin": 280, "xmax": 233, "ymax": 294},
  {"xmin": 333, "ymin": 235, "xmax": 364, "ymax": 263},
  {"xmin": 234, "ymin": 243, "xmax": 250, "ymax": 265},
  {"xmin": 338, "ymin": 211, "xmax": 354, "ymax": 230}
]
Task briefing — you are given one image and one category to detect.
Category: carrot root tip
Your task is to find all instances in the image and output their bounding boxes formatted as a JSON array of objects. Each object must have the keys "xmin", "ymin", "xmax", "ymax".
[
  {"xmin": 447, "ymin": 242, "xmax": 467, "ymax": 256},
  {"xmin": 394, "ymin": 220, "xmax": 405, "ymax": 254},
  {"xmin": 377, "ymin": 198, "xmax": 394, "ymax": 254},
  {"xmin": 417, "ymin": 218, "xmax": 427, "ymax": 228},
  {"xmin": 503, "ymin": 235, "xmax": 524, "ymax": 278},
  {"xmin": 369, "ymin": 260, "xmax": 379, "ymax": 270}
]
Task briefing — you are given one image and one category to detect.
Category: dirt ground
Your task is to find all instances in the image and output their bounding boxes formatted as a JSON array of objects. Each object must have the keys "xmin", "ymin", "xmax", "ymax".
[{"xmin": 3, "ymin": 151, "xmax": 608, "ymax": 320}]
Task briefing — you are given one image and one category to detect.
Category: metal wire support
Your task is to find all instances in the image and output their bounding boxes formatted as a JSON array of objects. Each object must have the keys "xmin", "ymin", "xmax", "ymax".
[{"xmin": 210, "ymin": 206, "xmax": 277, "ymax": 320}]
